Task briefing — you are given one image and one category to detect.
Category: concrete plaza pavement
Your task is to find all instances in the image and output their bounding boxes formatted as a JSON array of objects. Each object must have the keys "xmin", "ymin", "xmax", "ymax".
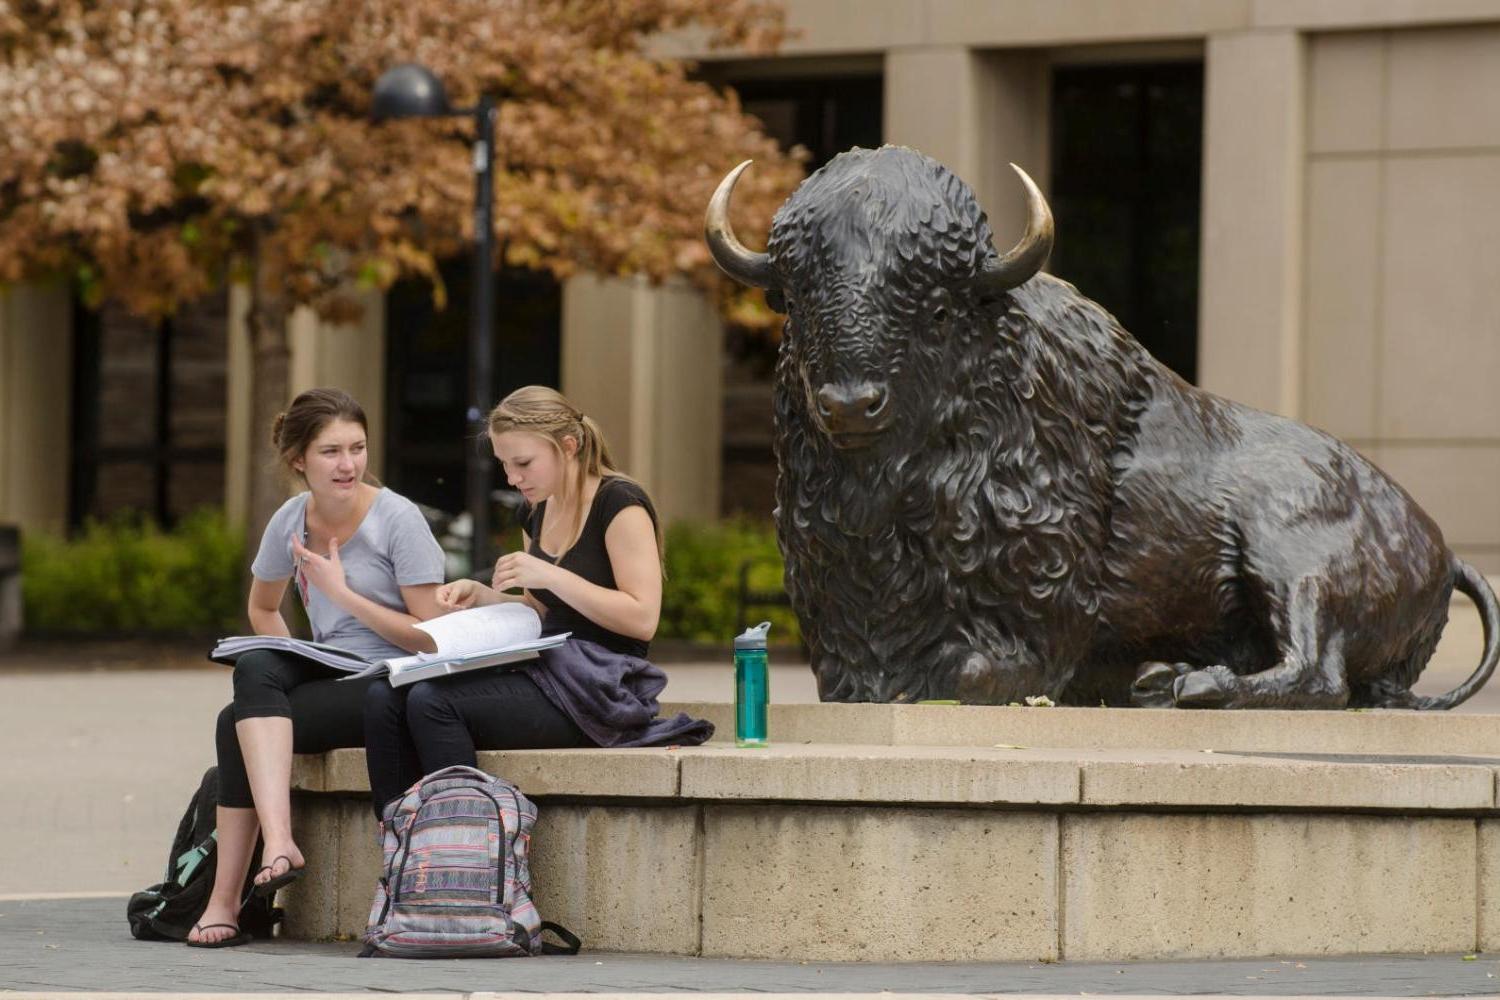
[{"xmin": 3, "ymin": 896, "xmax": 1500, "ymax": 995}]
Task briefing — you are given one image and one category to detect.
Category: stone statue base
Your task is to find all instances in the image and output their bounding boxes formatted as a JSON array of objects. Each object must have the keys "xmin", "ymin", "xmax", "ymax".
[{"xmin": 281, "ymin": 702, "xmax": 1499, "ymax": 961}]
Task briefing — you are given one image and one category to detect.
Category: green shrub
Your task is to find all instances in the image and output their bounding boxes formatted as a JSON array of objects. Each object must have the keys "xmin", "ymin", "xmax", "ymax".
[
  {"xmin": 20, "ymin": 508, "xmax": 793, "ymax": 643},
  {"xmin": 658, "ymin": 518, "xmax": 800, "ymax": 644},
  {"xmin": 22, "ymin": 508, "xmax": 245, "ymax": 634}
]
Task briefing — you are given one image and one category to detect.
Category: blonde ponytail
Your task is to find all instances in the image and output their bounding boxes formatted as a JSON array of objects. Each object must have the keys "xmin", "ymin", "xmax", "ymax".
[{"xmin": 488, "ymin": 386, "xmax": 664, "ymax": 568}]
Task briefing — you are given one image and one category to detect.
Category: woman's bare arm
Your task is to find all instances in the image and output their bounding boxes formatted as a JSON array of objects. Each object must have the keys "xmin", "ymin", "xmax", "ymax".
[
  {"xmin": 287, "ymin": 535, "xmax": 442, "ymax": 654},
  {"xmin": 328, "ymin": 582, "xmax": 441, "ymax": 654},
  {"xmin": 517, "ymin": 506, "xmax": 661, "ymax": 641},
  {"xmin": 247, "ymin": 576, "xmax": 292, "ymax": 637}
]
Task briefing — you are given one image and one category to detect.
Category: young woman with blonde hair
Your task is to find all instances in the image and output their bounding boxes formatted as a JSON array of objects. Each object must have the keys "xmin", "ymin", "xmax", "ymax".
[{"xmin": 363, "ymin": 386, "xmax": 711, "ymax": 810}]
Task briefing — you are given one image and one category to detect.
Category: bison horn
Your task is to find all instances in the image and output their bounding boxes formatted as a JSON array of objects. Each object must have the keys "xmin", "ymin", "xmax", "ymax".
[
  {"xmin": 973, "ymin": 163, "xmax": 1054, "ymax": 295},
  {"xmin": 705, "ymin": 160, "xmax": 780, "ymax": 290}
]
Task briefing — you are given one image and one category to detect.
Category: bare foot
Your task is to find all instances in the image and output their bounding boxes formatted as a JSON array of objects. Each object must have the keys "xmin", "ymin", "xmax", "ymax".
[
  {"xmin": 186, "ymin": 902, "xmax": 242, "ymax": 944},
  {"xmin": 252, "ymin": 842, "xmax": 305, "ymax": 888}
]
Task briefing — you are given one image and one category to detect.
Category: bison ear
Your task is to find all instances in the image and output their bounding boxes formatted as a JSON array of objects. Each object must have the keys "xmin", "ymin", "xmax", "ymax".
[{"xmin": 765, "ymin": 289, "xmax": 787, "ymax": 314}]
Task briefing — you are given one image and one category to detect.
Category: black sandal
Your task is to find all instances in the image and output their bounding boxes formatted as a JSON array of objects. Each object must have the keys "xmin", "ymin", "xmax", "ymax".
[
  {"xmin": 250, "ymin": 854, "xmax": 305, "ymax": 898},
  {"xmin": 185, "ymin": 922, "xmax": 251, "ymax": 948}
]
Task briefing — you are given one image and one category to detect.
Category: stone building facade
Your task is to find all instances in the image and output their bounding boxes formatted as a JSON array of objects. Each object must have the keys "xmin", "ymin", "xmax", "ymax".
[{"xmin": 1, "ymin": 1, "xmax": 1496, "ymax": 571}]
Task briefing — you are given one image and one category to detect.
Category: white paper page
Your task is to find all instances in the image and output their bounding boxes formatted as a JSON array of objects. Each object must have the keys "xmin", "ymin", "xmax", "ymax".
[{"xmin": 414, "ymin": 602, "xmax": 543, "ymax": 658}]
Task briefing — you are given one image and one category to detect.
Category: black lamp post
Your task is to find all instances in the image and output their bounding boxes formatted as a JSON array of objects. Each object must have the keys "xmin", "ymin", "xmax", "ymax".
[{"xmin": 372, "ymin": 64, "xmax": 496, "ymax": 578}]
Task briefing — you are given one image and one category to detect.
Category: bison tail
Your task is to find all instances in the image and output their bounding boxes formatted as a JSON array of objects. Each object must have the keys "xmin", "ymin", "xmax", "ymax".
[{"xmin": 1412, "ymin": 558, "xmax": 1500, "ymax": 711}]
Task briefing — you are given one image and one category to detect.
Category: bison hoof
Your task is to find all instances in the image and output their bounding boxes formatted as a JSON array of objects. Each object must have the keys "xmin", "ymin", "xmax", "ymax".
[
  {"xmin": 1130, "ymin": 661, "xmax": 1192, "ymax": 708},
  {"xmin": 955, "ymin": 652, "xmax": 1002, "ymax": 704},
  {"xmin": 1172, "ymin": 665, "xmax": 1237, "ymax": 708}
]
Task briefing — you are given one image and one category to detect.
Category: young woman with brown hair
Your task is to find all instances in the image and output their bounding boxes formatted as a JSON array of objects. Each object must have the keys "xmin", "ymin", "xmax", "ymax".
[{"xmin": 187, "ymin": 388, "xmax": 445, "ymax": 947}]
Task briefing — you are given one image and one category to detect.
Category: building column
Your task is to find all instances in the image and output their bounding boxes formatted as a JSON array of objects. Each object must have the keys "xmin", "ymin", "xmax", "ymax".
[
  {"xmin": 884, "ymin": 46, "xmax": 1050, "ymax": 247},
  {"xmin": 224, "ymin": 287, "xmax": 387, "ymax": 528},
  {"xmin": 1197, "ymin": 29, "xmax": 1307, "ymax": 415},
  {"xmin": 0, "ymin": 283, "xmax": 72, "ymax": 536},
  {"xmin": 287, "ymin": 292, "xmax": 387, "ymax": 481},
  {"xmin": 560, "ymin": 275, "xmax": 722, "ymax": 525}
]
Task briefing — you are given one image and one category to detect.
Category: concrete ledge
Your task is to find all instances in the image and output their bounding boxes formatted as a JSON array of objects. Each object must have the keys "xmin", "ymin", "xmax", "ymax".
[
  {"xmin": 1077, "ymin": 752, "xmax": 1496, "ymax": 811},
  {"xmin": 700, "ymin": 806, "xmax": 1059, "ymax": 961},
  {"xmin": 1063, "ymin": 814, "xmax": 1477, "ymax": 959},
  {"xmin": 1481, "ymin": 819, "xmax": 1500, "ymax": 953},
  {"xmin": 281, "ymin": 703, "xmax": 1500, "ymax": 960},
  {"xmin": 293, "ymin": 747, "xmax": 682, "ymax": 799},
  {"xmin": 296, "ymin": 743, "xmax": 1500, "ymax": 812},
  {"xmin": 664, "ymin": 701, "xmax": 1500, "ymax": 756},
  {"xmin": 531, "ymin": 805, "xmax": 702, "ymax": 955},
  {"xmin": 678, "ymin": 744, "xmax": 1080, "ymax": 805}
]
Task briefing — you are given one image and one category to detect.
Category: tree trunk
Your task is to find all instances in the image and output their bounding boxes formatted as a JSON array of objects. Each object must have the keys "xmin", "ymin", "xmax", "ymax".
[{"xmin": 245, "ymin": 247, "xmax": 292, "ymax": 558}]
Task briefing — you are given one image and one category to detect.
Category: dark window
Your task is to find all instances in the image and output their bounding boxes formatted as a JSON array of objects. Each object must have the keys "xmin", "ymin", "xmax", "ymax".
[
  {"xmin": 719, "ymin": 74, "xmax": 883, "ymax": 517},
  {"xmin": 70, "ymin": 293, "xmax": 228, "ymax": 527},
  {"xmin": 383, "ymin": 262, "xmax": 560, "ymax": 516},
  {"xmin": 1050, "ymin": 61, "xmax": 1203, "ymax": 382},
  {"xmin": 732, "ymin": 75, "xmax": 883, "ymax": 174}
]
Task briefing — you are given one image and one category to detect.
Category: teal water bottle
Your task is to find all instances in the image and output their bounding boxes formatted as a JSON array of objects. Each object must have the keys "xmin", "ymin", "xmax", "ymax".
[{"xmin": 734, "ymin": 621, "xmax": 772, "ymax": 747}]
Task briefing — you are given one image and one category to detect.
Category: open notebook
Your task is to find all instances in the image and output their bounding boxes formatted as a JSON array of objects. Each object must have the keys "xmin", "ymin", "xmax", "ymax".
[{"xmin": 210, "ymin": 603, "xmax": 567, "ymax": 687}]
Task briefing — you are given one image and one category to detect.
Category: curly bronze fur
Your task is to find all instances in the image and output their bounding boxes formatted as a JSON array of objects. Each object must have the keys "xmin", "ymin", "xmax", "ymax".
[{"xmin": 714, "ymin": 145, "xmax": 1498, "ymax": 709}]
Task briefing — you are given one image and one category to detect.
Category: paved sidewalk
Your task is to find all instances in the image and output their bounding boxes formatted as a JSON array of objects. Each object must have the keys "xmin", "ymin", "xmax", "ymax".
[{"xmin": 2, "ymin": 897, "xmax": 1499, "ymax": 996}]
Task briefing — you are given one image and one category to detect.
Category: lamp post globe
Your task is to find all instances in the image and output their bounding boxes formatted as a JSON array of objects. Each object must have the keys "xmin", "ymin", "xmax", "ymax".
[{"xmin": 371, "ymin": 63, "xmax": 452, "ymax": 121}]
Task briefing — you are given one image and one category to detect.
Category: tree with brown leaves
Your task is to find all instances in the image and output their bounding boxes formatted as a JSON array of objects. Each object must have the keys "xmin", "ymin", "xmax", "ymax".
[{"xmin": 0, "ymin": 0, "xmax": 801, "ymax": 538}]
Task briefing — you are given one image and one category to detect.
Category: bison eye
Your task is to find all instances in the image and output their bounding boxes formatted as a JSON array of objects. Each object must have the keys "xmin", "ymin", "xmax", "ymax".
[{"xmin": 933, "ymin": 305, "xmax": 949, "ymax": 325}]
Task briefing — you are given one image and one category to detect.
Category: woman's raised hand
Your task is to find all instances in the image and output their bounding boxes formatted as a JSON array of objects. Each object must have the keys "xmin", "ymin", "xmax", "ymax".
[
  {"xmin": 435, "ymin": 579, "xmax": 490, "ymax": 611},
  {"xmin": 492, "ymin": 551, "xmax": 556, "ymax": 594},
  {"xmin": 290, "ymin": 534, "xmax": 348, "ymax": 599}
]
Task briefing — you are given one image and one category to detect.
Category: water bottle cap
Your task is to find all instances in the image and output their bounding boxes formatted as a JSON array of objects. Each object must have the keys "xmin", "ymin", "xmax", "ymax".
[{"xmin": 734, "ymin": 621, "xmax": 772, "ymax": 650}]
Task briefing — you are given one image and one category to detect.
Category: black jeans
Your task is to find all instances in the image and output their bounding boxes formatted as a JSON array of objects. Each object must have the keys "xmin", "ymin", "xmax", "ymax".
[
  {"xmin": 214, "ymin": 649, "xmax": 376, "ymax": 808},
  {"xmin": 363, "ymin": 668, "xmax": 592, "ymax": 820}
]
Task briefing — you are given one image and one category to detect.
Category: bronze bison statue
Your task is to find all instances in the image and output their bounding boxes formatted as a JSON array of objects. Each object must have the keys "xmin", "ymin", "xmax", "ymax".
[{"xmin": 705, "ymin": 144, "xmax": 1497, "ymax": 709}]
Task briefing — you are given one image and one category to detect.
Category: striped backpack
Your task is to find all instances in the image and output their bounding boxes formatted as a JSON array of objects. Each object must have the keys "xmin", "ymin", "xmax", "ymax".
[{"xmin": 360, "ymin": 765, "xmax": 580, "ymax": 958}]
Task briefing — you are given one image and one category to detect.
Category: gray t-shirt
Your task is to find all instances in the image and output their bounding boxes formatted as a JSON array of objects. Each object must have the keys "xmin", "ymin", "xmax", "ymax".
[{"xmin": 251, "ymin": 488, "xmax": 445, "ymax": 661}]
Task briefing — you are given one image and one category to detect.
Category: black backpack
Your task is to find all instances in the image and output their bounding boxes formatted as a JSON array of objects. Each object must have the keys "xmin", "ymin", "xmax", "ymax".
[{"xmin": 126, "ymin": 766, "xmax": 281, "ymax": 941}]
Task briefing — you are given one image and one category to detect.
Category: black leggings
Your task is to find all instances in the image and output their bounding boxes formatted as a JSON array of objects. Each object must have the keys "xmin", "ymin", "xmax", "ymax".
[
  {"xmin": 214, "ymin": 649, "xmax": 384, "ymax": 808},
  {"xmin": 363, "ymin": 669, "xmax": 592, "ymax": 819}
]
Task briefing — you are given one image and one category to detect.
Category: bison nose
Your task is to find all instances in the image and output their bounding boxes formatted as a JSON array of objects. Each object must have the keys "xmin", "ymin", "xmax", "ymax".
[{"xmin": 815, "ymin": 381, "xmax": 890, "ymax": 433}]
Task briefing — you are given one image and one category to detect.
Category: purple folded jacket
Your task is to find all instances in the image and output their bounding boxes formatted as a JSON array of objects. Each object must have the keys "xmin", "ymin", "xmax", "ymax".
[{"xmin": 524, "ymin": 638, "xmax": 715, "ymax": 748}]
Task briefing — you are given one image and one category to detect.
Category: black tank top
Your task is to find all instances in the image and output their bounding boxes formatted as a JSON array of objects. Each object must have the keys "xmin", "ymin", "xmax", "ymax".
[{"xmin": 517, "ymin": 476, "xmax": 658, "ymax": 657}]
